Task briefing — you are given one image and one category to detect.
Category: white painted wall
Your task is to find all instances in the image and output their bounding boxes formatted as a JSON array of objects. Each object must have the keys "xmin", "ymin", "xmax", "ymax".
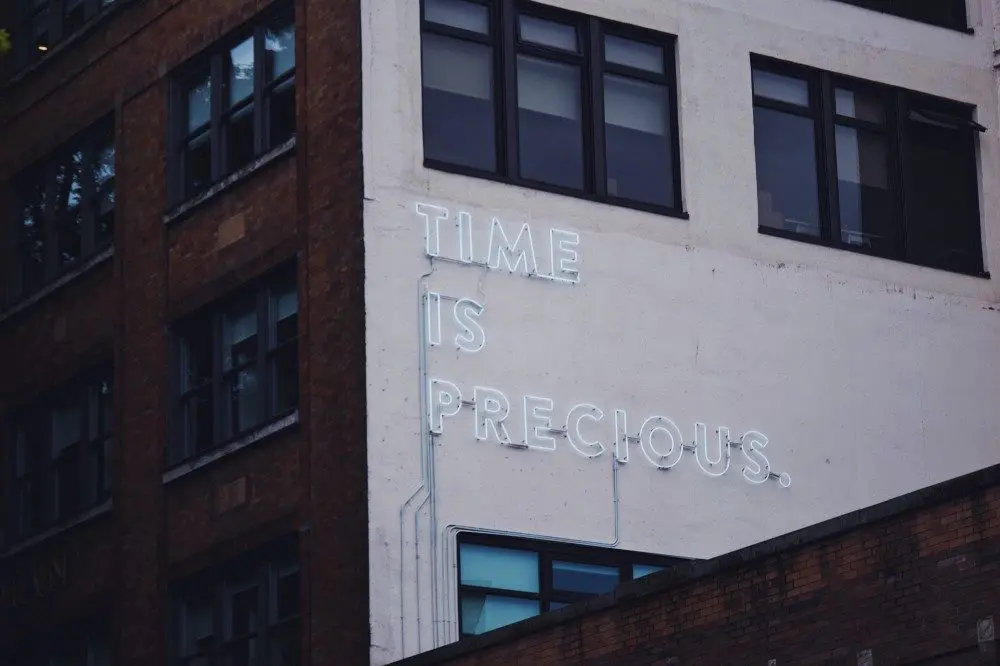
[{"xmin": 361, "ymin": 0, "xmax": 1000, "ymax": 662}]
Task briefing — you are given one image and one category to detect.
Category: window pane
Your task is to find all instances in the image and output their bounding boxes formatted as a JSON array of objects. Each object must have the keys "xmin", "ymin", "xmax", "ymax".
[
  {"xmin": 185, "ymin": 131, "xmax": 213, "ymax": 197},
  {"xmin": 519, "ymin": 15, "xmax": 577, "ymax": 52},
  {"xmin": 54, "ymin": 151, "xmax": 84, "ymax": 267},
  {"xmin": 422, "ymin": 34, "xmax": 496, "ymax": 171},
  {"xmin": 187, "ymin": 72, "xmax": 212, "ymax": 133},
  {"xmin": 84, "ymin": 438, "xmax": 108, "ymax": 506},
  {"xmin": 517, "ymin": 55, "xmax": 583, "ymax": 189},
  {"xmin": 226, "ymin": 103, "xmax": 256, "ymax": 173},
  {"xmin": 184, "ymin": 389, "xmax": 215, "ymax": 455},
  {"xmin": 228, "ymin": 584, "xmax": 259, "ymax": 637},
  {"xmin": 268, "ymin": 77, "xmax": 296, "ymax": 147},
  {"xmin": 52, "ymin": 400, "xmax": 83, "ymax": 457},
  {"xmin": 19, "ymin": 177, "xmax": 47, "ymax": 293},
  {"xmin": 270, "ymin": 345, "xmax": 299, "ymax": 414},
  {"xmin": 835, "ymin": 88, "xmax": 885, "ymax": 123},
  {"xmin": 632, "ymin": 564, "xmax": 664, "ymax": 579},
  {"xmin": 552, "ymin": 561, "xmax": 619, "ymax": 595},
  {"xmin": 425, "ymin": 0, "xmax": 489, "ymax": 33},
  {"xmin": 604, "ymin": 75, "xmax": 673, "ymax": 207},
  {"xmin": 835, "ymin": 126, "xmax": 892, "ymax": 251},
  {"xmin": 181, "ymin": 325, "xmax": 213, "ymax": 390},
  {"xmin": 223, "ymin": 300, "xmax": 258, "ymax": 370},
  {"xmin": 274, "ymin": 566, "xmax": 300, "ymax": 620},
  {"xmin": 226, "ymin": 366, "xmax": 262, "ymax": 435},
  {"xmin": 266, "ymin": 18, "xmax": 295, "ymax": 81},
  {"xmin": 604, "ymin": 35, "xmax": 663, "ymax": 74},
  {"xmin": 228, "ymin": 37, "xmax": 255, "ymax": 107},
  {"xmin": 460, "ymin": 594, "xmax": 539, "ymax": 635},
  {"xmin": 92, "ymin": 140, "xmax": 116, "ymax": 247},
  {"xmin": 752, "ymin": 69, "xmax": 809, "ymax": 107},
  {"xmin": 903, "ymin": 117, "xmax": 980, "ymax": 272},
  {"xmin": 460, "ymin": 544, "xmax": 538, "ymax": 592},
  {"xmin": 53, "ymin": 445, "xmax": 81, "ymax": 519},
  {"xmin": 753, "ymin": 106, "xmax": 821, "ymax": 237},
  {"xmin": 183, "ymin": 595, "xmax": 215, "ymax": 656},
  {"xmin": 549, "ymin": 601, "xmax": 569, "ymax": 611},
  {"xmin": 272, "ymin": 280, "xmax": 298, "ymax": 347}
]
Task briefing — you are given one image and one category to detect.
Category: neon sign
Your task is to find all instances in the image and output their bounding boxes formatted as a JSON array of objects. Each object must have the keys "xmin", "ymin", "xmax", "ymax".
[{"xmin": 416, "ymin": 203, "xmax": 792, "ymax": 489}]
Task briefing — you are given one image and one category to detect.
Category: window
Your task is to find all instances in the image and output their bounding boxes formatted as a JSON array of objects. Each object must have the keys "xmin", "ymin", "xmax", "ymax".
[
  {"xmin": 170, "ymin": 3, "xmax": 296, "ymax": 203},
  {"xmin": 5, "ymin": 367, "xmax": 113, "ymax": 545},
  {"xmin": 827, "ymin": 0, "xmax": 968, "ymax": 31},
  {"xmin": 457, "ymin": 534, "xmax": 681, "ymax": 636},
  {"xmin": 421, "ymin": 0, "xmax": 683, "ymax": 215},
  {"xmin": 16, "ymin": 0, "xmax": 116, "ymax": 66},
  {"xmin": 4, "ymin": 624, "xmax": 111, "ymax": 666},
  {"xmin": 7, "ymin": 118, "xmax": 116, "ymax": 305},
  {"xmin": 170, "ymin": 266, "xmax": 299, "ymax": 466},
  {"xmin": 751, "ymin": 57, "xmax": 985, "ymax": 275},
  {"xmin": 171, "ymin": 543, "xmax": 300, "ymax": 666}
]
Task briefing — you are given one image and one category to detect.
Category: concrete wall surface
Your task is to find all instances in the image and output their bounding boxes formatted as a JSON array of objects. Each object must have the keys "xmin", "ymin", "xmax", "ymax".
[{"xmin": 361, "ymin": 0, "xmax": 1000, "ymax": 662}]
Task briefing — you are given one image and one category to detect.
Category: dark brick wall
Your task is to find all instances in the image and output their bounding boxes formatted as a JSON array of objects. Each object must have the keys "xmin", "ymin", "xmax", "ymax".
[
  {"xmin": 0, "ymin": 0, "xmax": 367, "ymax": 665},
  {"xmin": 394, "ymin": 473, "xmax": 1000, "ymax": 666}
]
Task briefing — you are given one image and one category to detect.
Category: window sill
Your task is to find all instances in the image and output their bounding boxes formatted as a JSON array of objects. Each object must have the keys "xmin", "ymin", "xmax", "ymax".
[
  {"xmin": 424, "ymin": 160, "xmax": 690, "ymax": 221},
  {"xmin": 758, "ymin": 226, "xmax": 990, "ymax": 279},
  {"xmin": 162, "ymin": 410, "xmax": 300, "ymax": 484},
  {"xmin": 0, "ymin": 246, "xmax": 115, "ymax": 325},
  {"xmin": 0, "ymin": 498, "xmax": 113, "ymax": 559},
  {"xmin": 164, "ymin": 137, "xmax": 297, "ymax": 226}
]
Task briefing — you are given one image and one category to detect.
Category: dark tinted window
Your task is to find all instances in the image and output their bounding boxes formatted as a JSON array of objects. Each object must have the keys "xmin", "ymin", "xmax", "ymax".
[
  {"xmin": 6, "ymin": 368, "xmax": 113, "ymax": 546},
  {"xmin": 172, "ymin": 3, "xmax": 296, "ymax": 204},
  {"xmin": 7, "ymin": 119, "xmax": 116, "ymax": 306},
  {"xmin": 171, "ymin": 266, "xmax": 299, "ymax": 466},
  {"xmin": 752, "ymin": 58, "xmax": 984, "ymax": 275},
  {"xmin": 420, "ymin": 0, "xmax": 682, "ymax": 215}
]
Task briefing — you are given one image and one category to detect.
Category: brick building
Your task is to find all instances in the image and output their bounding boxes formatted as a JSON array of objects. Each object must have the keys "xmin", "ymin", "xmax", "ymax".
[
  {"xmin": 389, "ymin": 464, "xmax": 1000, "ymax": 666},
  {"xmin": 0, "ymin": 1, "xmax": 368, "ymax": 665}
]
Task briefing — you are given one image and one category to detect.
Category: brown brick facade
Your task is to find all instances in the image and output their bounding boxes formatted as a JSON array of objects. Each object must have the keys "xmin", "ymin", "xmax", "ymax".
[
  {"xmin": 394, "ymin": 467, "xmax": 1000, "ymax": 666},
  {"xmin": 0, "ymin": 0, "xmax": 366, "ymax": 665}
]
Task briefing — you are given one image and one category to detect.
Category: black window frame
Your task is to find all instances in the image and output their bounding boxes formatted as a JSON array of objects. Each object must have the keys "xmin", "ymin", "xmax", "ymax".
[
  {"xmin": 456, "ymin": 532, "xmax": 683, "ymax": 637},
  {"xmin": 168, "ymin": 539, "xmax": 300, "ymax": 666},
  {"xmin": 419, "ymin": 0, "xmax": 686, "ymax": 218},
  {"xmin": 4, "ymin": 365, "xmax": 113, "ymax": 547},
  {"xmin": 167, "ymin": 1, "xmax": 297, "ymax": 206},
  {"xmin": 15, "ymin": 0, "xmax": 117, "ymax": 68},
  {"xmin": 169, "ymin": 264, "xmax": 299, "ymax": 467},
  {"xmin": 751, "ymin": 55, "xmax": 987, "ymax": 277},
  {"xmin": 825, "ymin": 0, "xmax": 969, "ymax": 32},
  {"xmin": 6, "ymin": 116, "xmax": 116, "ymax": 307}
]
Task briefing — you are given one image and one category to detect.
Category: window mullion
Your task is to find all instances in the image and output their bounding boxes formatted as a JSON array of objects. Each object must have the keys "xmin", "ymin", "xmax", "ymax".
[
  {"xmin": 539, "ymin": 551, "xmax": 551, "ymax": 611},
  {"xmin": 258, "ymin": 285, "xmax": 269, "ymax": 420},
  {"xmin": 254, "ymin": 26, "xmax": 266, "ymax": 154},
  {"xmin": 211, "ymin": 54, "xmax": 225, "ymax": 181},
  {"xmin": 77, "ymin": 383, "xmax": 91, "ymax": 511},
  {"xmin": 259, "ymin": 562, "xmax": 271, "ymax": 657},
  {"xmin": 586, "ymin": 18, "xmax": 606, "ymax": 198},
  {"xmin": 43, "ymin": 162, "xmax": 59, "ymax": 282},
  {"xmin": 500, "ymin": 0, "xmax": 518, "ymax": 178},
  {"xmin": 9, "ymin": 193, "xmax": 24, "ymax": 302},
  {"xmin": 81, "ymin": 140, "xmax": 98, "ymax": 257},
  {"xmin": 818, "ymin": 72, "xmax": 840, "ymax": 245},
  {"xmin": 213, "ymin": 314, "xmax": 224, "ymax": 447}
]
